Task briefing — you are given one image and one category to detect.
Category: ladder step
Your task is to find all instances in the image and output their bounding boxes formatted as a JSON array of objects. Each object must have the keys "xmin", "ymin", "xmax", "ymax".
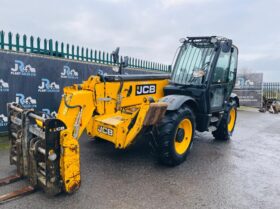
[
  {"xmin": 210, "ymin": 117, "xmax": 219, "ymax": 123},
  {"xmin": 208, "ymin": 126, "xmax": 217, "ymax": 132}
]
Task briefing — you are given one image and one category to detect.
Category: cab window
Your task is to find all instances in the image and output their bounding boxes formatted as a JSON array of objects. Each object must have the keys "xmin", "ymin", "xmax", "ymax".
[
  {"xmin": 228, "ymin": 48, "xmax": 238, "ymax": 83},
  {"xmin": 212, "ymin": 50, "xmax": 231, "ymax": 83}
]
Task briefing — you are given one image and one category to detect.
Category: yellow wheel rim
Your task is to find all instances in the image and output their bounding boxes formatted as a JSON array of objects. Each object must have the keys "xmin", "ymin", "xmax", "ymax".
[
  {"xmin": 174, "ymin": 118, "xmax": 193, "ymax": 155},
  {"xmin": 228, "ymin": 108, "xmax": 236, "ymax": 132}
]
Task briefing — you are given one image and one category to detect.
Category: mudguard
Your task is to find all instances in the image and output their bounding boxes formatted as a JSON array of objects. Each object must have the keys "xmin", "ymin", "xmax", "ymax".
[
  {"xmin": 159, "ymin": 95, "xmax": 197, "ymax": 111},
  {"xmin": 230, "ymin": 93, "xmax": 240, "ymax": 107}
]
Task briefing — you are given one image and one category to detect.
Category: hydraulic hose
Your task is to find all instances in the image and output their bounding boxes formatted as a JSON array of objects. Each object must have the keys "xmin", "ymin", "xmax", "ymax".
[{"xmin": 63, "ymin": 94, "xmax": 82, "ymax": 110}]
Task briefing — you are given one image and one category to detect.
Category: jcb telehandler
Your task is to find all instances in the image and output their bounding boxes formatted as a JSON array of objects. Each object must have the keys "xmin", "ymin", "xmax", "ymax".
[{"xmin": 0, "ymin": 36, "xmax": 239, "ymax": 202}]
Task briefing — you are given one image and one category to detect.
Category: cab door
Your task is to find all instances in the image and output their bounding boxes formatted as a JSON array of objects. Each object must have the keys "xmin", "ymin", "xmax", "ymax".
[{"xmin": 209, "ymin": 47, "xmax": 237, "ymax": 112}]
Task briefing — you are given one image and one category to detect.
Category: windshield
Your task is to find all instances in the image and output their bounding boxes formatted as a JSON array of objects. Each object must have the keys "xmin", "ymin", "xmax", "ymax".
[{"xmin": 171, "ymin": 42, "xmax": 216, "ymax": 85}]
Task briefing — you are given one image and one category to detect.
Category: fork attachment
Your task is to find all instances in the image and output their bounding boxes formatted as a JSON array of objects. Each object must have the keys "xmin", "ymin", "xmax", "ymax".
[{"xmin": 4, "ymin": 103, "xmax": 66, "ymax": 195}]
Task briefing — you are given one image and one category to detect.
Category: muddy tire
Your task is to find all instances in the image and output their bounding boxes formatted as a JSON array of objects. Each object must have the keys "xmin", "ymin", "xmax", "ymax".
[
  {"xmin": 212, "ymin": 102, "xmax": 237, "ymax": 141},
  {"xmin": 156, "ymin": 106, "xmax": 195, "ymax": 166}
]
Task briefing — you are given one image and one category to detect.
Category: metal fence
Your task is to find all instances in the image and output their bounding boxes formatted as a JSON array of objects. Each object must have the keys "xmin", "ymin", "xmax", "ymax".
[
  {"xmin": 263, "ymin": 82, "xmax": 280, "ymax": 99},
  {"xmin": 0, "ymin": 30, "xmax": 170, "ymax": 72}
]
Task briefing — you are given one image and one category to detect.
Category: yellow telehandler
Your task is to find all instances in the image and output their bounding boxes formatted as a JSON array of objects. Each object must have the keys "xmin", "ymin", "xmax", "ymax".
[{"xmin": 0, "ymin": 36, "xmax": 239, "ymax": 202}]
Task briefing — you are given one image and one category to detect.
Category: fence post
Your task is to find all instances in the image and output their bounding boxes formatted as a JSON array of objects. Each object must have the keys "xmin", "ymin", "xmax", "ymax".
[
  {"xmin": 76, "ymin": 46, "xmax": 80, "ymax": 60},
  {"xmin": 61, "ymin": 42, "xmax": 64, "ymax": 57},
  {"xmin": 94, "ymin": 50, "xmax": 97, "ymax": 62},
  {"xmin": 71, "ymin": 45, "xmax": 75, "ymax": 59},
  {"xmin": 49, "ymin": 39, "xmax": 53, "ymax": 56},
  {"xmin": 81, "ymin": 47, "xmax": 84, "ymax": 61},
  {"xmin": 110, "ymin": 54, "xmax": 113, "ymax": 64},
  {"xmin": 0, "ymin": 31, "xmax": 4, "ymax": 49},
  {"xmin": 8, "ymin": 32, "xmax": 12, "ymax": 50},
  {"xmin": 23, "ymin": 34, "xmax": 27, "ymax": 52},
  {"xmin": 86, "ymin": 48, "xmax": 89, "ymax": 61},
  {"xmin": 44, "ymin": 39, "xmax": 47, "ymax": 54},
  {"xmin": 66, "ymin": 44, "xmax": 69, "ymax": 59},
  {"xmin": 98, "ymin": 51, "xmax": 101, "ymax": 63},
  {"xmin": 16, "ymin": 33, "xmax": 20, "ymax": 51},
  {"xmin": 37, "ymin": 37, "xmax": 41, "ymax": 53},
  {"xmin": 30, "ymin": 36, "xmax": 34, "ymax": 53},
  {"xmin": 55, "ymin": 41, "xmax": 59, "ymax": 56},
  {"xmin": 90, "ymin": 49, "xmax": 93, "ymax": 62},
  {"xmin": 106, "ymin": 53, "xmax": 109, "ymax": 64}
]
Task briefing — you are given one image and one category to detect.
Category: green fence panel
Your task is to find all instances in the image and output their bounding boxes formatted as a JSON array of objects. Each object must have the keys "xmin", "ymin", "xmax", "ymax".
[{"xmin": 0, "ymin": 30, "xmax": 169, "ymax": 72}]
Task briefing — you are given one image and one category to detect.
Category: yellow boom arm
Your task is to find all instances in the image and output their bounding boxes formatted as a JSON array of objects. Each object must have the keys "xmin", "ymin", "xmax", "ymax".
[{"xmin": 55, "ymin": 74, "xmax": 169, "ymax": 193}]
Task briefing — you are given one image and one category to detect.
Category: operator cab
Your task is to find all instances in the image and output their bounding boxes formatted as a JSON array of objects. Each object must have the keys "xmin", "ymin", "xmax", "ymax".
[{"xmin": 164, "ymin": 36, "xmax": 238, "ymax": 131}]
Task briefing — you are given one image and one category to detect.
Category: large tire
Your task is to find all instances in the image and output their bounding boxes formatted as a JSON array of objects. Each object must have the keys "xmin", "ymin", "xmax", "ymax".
[
  {"xmin": 156, "ymin": 106, "xmax": 195, "ymax": 166},
  {"xmin": 212, "ymin": 102, "xmax": 237, "ymax": 141}
]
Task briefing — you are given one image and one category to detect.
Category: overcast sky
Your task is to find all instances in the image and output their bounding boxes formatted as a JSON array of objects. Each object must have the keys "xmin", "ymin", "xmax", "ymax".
[{"xmin": 1, "ymin": 0, "xmax": 280, "ymax": 81}]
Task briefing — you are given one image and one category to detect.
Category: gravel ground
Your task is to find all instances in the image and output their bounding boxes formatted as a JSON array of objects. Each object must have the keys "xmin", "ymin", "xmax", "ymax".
[{"xmin": 0, "ymin": 110, "xmax": 280, "ymax": 209}]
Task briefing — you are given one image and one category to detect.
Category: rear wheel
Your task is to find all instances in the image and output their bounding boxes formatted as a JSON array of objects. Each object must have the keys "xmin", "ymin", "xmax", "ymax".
[
  {"xmin": 213, "ymin": 102, "xmax": 237, "ymax": 141},
  {"xmin": 156, "ymin": 106, "xmax": 195, "ymax": 166}
]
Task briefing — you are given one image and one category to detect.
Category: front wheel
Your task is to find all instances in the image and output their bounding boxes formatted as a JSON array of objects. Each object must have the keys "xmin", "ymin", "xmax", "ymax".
[
  {"xmin": 213, "ymin": 102, "xmax": 237, "ymax": 141},
  {"xmin": 156, "ymin": 106, "xmax": 195, "ymax": 166}
]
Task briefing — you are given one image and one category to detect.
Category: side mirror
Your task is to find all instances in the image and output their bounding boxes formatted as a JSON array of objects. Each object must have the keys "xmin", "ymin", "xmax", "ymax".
[
  {"xmin": 123, "ymin": 56, "xmax": 129, "ymax": 68},
  {"xmin": 221, "ymin": 40, "xmax": 232, "ymax": 53},
  {"xmin": 112, "ymin": 47, "xmax": 120, "ymax": 64}
]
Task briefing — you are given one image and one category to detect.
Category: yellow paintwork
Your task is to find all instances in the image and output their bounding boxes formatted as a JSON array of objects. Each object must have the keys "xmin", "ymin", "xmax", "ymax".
[
  {"xmin": 55, "ymin": 75, "xmax": 169, "ymax": 193},
  {"xmin": 35, "ymin": 119, "xmax": 43, "ymax": 128},
  {"xmin": 59, "ymin": 130, "xmax": 81, "ymax": 193},
  {"xmin": 228, "ymin": 108, "xmax": 236, "ymax": 132},
  {"xmin": 174, "ymin": 118, "xmax": 193, "ymax": 155}
]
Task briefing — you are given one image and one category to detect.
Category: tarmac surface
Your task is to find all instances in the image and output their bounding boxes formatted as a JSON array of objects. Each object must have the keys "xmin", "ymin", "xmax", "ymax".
[{"xmin": 0, "ymin": 110, "xmax": 280, "ymax": 209}]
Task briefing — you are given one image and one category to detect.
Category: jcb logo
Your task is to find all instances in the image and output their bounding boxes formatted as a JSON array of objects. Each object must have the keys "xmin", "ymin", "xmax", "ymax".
[
  {"xmin": 136, "ymin": 84, "xmax": 156, "ymax": 95},
  {"xmin": 98, "ymin": 126, "xmax": 114, "ymax": 136}
]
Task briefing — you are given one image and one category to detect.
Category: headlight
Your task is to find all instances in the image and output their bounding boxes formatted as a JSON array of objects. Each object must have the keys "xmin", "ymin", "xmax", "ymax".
[{"xmin": 48, "ymin": 150, "xmax": 57, "ymax": 161}]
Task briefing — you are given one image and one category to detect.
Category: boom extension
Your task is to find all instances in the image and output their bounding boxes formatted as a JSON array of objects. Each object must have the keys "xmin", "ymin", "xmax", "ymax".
[{"xmin": 1, "ymin": 74, "xmax": 169, "ymax": 199}]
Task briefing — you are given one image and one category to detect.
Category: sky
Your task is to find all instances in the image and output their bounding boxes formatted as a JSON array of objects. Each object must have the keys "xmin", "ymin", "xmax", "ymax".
[{"xmin": 0, "ymin": 0, "xmax": 280, "ymax": 81}]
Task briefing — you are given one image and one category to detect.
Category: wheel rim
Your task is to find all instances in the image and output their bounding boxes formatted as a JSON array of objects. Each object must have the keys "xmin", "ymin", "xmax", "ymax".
[
  {"xmin": 228, "ymin": 108, "xmax": 236, "ymax": 132},
  {"xmin": 174, "ymin": 118, "xmax": 193, "ymax": 155}
]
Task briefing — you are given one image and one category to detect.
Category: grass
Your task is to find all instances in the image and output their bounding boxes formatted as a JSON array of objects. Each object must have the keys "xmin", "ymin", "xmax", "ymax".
[{"xmin": 0, "ymin": 136, "xmax": 9, "ymax": 150}]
